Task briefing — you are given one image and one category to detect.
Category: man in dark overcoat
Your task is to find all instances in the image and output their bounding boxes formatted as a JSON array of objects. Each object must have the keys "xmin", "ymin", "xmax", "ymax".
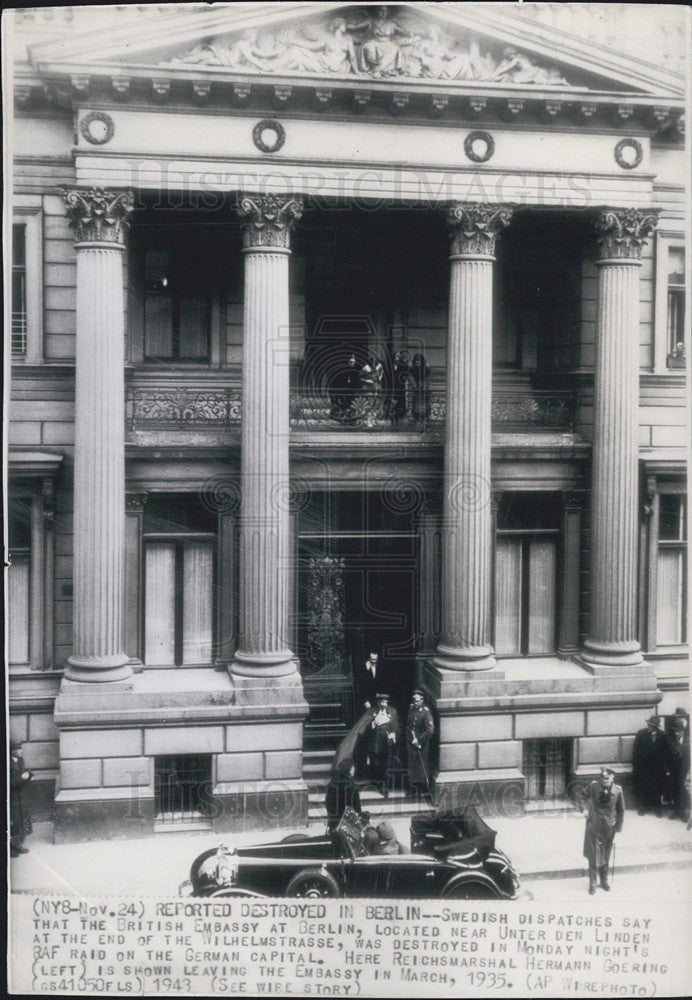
[
  {"xmin": 665, "ymin": 708, "xmax": 690, "ymax": 820},
  {"xmin": 10, "ymin": 739, "xmax": 33, "ymax": 857},
  {"xmin": 631, "ymin": 715, "xmax": 666, "ymax": 816},
  {"xmin": 580, "ymin": 767, "xmax": 625, "ymax": 894},
  {"xmin": 367, "ymin": 693, "xmax": 400, "ymax": 798},
  {"xmin": 406, "ymin": 689, "xmax": 434, "ymax": 796}
]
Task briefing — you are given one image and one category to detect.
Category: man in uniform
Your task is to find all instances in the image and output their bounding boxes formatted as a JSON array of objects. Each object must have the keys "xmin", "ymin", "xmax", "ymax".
[
  {"xmin": 406, "ymin": 689, "xmax": 434, "ymax": 797},
  {"xmin": 631, "ymin": 714, "xmax": 666, "ymax": 816},
  {"xmin": 367, "ymin": 693, "xmax": 400, "ymax": 798},
  {"xmin": 580, "ymin": 767, "xmax": 625, "ymax": 894}
]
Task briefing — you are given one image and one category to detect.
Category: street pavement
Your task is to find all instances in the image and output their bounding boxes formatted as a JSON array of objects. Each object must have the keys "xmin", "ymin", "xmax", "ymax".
[{"xmin": 10, "ymin": 807, "xmax": 692, "ymax": 899}]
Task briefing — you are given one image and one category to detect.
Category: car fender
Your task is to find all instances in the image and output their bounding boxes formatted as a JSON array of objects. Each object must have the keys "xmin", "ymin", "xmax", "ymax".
[{"xmin": 441, "ymin": 870, "xmax": 503, "ymax": 899}]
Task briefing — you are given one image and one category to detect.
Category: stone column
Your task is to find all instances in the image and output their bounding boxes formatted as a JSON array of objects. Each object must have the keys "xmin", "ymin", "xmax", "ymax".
[
  {"xmin": 63, "ymin": 188, "xmax": 134, "ymax": 682},
  {"xmin": 433, "ymin": 204, "xmax": 512, "ymax": 673},
  {"xmin": 231, "ymin": 194, "xmax": 303, "ymax": 694},
  {"xmin": 582, "ymin": 208, "xmax": 658, "ymax": 669}
]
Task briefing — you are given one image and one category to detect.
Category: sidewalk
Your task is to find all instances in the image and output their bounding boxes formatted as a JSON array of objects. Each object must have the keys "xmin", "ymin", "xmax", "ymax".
[{"xmin": 10, "ymin": 808, "xmax": 692, "ymax": 898}]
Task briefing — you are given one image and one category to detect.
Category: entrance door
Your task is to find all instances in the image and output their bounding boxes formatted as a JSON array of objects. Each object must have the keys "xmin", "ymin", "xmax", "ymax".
[{"xmin": 298, "ymin": 532, "xmax": 417, "ymax": 732}]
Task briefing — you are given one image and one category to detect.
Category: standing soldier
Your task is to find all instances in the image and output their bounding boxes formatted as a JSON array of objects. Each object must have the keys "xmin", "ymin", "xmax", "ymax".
[
  {"xmin": 10, "ymin": 739, "xmax": 33, "ymax": 857},
  {"xmin": 406, "ymin": 689, "xmax": 434, "ymax": 797},
  {"xmin": 631, "ymin": 715, "xmax": 666, "ymax": 816},
  {"xmin": 579, "ymin": 767, "xmax": 625, "ymax": 894}
]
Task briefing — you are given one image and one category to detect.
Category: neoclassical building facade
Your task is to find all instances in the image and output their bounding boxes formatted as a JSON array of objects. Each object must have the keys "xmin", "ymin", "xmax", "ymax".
[{"xmin": 7, "ymin": 3, "xmax": 689, "ymax": 840}]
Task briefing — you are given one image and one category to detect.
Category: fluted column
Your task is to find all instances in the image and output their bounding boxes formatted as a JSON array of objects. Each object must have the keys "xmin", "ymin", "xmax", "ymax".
[
  {"xmin": 434, "ymin": 204, "xmax": 512, "ymax": 672},
  {"xmin": 231, "ymin": 194, "xmax": 303, "ymax": 685},
  {"xmin": 582, "ymin": 208, "xmax": 658, "ymax": 668},
  {"xmin": 63, "ymin": 188, "xmax": 134, "ymax": 682}
]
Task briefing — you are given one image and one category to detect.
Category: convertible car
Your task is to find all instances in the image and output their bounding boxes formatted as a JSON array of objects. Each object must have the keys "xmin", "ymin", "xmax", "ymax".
[{"xmin": 181, "ymin": 807, "xmax": 520, "ymax": 901}]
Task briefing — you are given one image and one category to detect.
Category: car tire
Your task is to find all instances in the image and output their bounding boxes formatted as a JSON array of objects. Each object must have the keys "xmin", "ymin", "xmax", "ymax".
[
  {"xmin": 285, "ymin": 867, "xmax": 341, "ymax": 899},
  {"xmin": 281, "ymin": 833, "xmax": 308, "ymax": 844},
  {"xmin": 442, "ymin": 879, "xmax": 500, "ymax": 900}
]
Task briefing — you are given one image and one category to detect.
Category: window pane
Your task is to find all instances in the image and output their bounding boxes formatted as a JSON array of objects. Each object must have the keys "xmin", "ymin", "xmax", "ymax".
[
  {"xmin": 9, "ymin": 498, "xmax": 32, "ymax": 548},
  {"xmin": 659, "ymin": 495, "xmax": 685, "ymax": 541},
  {"xmin": 657, "ymin": 548, "xmax": 686, "ymax": 644},
  {"xmin": 12, "ymin": 224, "xmax": 27, "ymax": 356},
  {"xmin": 495, "ymin": 538, "xmax": 522, "ymax": 654},
  {"xmin": 668, "ymin": 247, "xmax": 685, "ymax": 284},
  {"xmin": 145, "ymin": 249, "xmax": 169, "ymax": 284},
  {"xmin": 9, "ymin": 554, "xmax": 30, "ymax": 663},
  {"xmin": 182, "ymin": 543, "xmax": 214, "ymax": 664},
  {"xmin": 145, "ymin": 543, "xmax": 176, "ymax": 664},
  {"xmin": 178, "ymin": 297, "xmax": 209, "ymax": 359},
  {"xmin": 144, "ymin": 292, "xmax": 173, "ymax": 358},
  {"xmin": 527, "ymin": 539, "xmax": 557, "ymax": 654}
]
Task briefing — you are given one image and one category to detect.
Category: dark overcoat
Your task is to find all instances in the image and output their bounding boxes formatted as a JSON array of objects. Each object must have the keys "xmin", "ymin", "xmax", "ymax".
[
  {"xmin": 631, "ymin": 726, "xmax": 666, "ymax": 806},
  {"xmin": 582, "ymin": 780, "xmax": 624, "ymax": 868}
]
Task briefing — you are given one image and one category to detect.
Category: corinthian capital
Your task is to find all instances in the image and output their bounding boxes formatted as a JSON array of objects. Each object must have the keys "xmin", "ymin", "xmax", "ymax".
[
  {"xmin": 446, "ymin": 203, "xmax": 513, "ymax": 257},
  {"xmin": 236, "ymin": 194, "xmax": 303, "ymax": 250},
  {"xmin": 62, "ymin": 188, "xmax": 135, "ymax": 246},
  {"xmin": 595, "ymin": 208, "xmax": 659, "ymax": 261}
]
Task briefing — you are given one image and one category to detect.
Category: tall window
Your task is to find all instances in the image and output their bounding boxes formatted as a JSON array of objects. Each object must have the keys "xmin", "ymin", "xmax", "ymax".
[
  {"xmin": 657, "ymin": 494, "xmax": 687, "ymax": 645},
  {"xmin": 143, "ymin": 495, "xmax": 216, "ymax": 665},
  {"xmin": 143, "ymin": 247, "xmax": 211, "ymax": 362},
  {"xmin": 12, "ymin": 224, "xmax": 27, "ymax": 358},
  {"xmin": 495, "ymin": 494, "xmax": 560, "ymax": 656},
  {"xmin": 8, "ymin": 498, "xmax": 32, "ymax": 663},
  {"xmin": 666, "ymin": 247, "xmax": 686, "ymax": 367}
]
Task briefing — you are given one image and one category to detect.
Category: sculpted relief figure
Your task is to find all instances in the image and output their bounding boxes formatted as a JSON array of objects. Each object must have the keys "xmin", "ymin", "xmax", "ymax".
[{"xmin": 167, "ymin": 10, "xmax": 569, "ymax": 86}]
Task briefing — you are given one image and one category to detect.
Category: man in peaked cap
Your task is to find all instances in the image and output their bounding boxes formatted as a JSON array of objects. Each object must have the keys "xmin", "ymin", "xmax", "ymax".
[
  {"xmin": 579, "ymin": 767, "xmax": 625, "ymax": 895},
  {"xmin": 631, "ymin": 714, "xmax": 666, "ymax": 816},
  {"xmin": 406, "ymin": 689, "xmax": 435, "ymax": 798},
  {"xmin": 367, "ymin": 693, "xmax": 400, "ymax": 798}
]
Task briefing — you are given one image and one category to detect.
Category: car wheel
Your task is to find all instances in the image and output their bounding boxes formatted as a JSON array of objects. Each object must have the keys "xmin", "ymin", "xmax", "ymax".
[
  {"xmin": 442, "ymin": 880, "xmax": 499, "ymax": 900},
  {"xmin": 285, "ymin": 868, "xmax": 341, "ymax": 899},
  {"xmin": 281, "ymin": 833, "xmax": 308, "ymax": 844}
]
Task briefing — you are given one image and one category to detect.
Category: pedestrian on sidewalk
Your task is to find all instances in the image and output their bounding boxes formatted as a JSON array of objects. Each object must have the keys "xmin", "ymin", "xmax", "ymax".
[
  {"xmin": 10, "ymin": 739, "xmax": 33, "ymax": 857},
  {"xmin": 665, "ymin": 708, "xmax": 690, "ymax": 821},
  {"xmin": 579, "ymin": 767, "xmax": 624, "ymax": 895},
  {"xmin": 632, "ymin": 715, "xmax": 666, "ymax": 816}
]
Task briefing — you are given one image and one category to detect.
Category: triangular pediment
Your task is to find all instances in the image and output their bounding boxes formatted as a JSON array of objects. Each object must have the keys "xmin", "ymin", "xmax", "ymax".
[{"xmin": 25, "ymin": 3, "xmax": 685, "ymax": 99}]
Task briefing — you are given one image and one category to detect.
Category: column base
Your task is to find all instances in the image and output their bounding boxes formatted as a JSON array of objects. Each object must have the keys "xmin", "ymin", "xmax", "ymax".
[
  {"xmin": 433, "ymin": 643, "xmax": 498, "ymax": 672},
  {"xmin": 65, "ymin": 652, "xmax": 133, "ymax": 683},
  {"xmin": 229, "ymin": 661, "xmax": 306, "ymax": 706},
  {"xmin": 580, "ymin": 639, "xmax": 644, "ymax": 670}
]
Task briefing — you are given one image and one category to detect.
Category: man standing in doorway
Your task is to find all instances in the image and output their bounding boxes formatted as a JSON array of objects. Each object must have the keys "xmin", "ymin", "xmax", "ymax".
[
  {"xmin": 580, "ymin": 767, "xmax": 625, "ymax": 894},
  {"xmin": 357, "ymin": 651, "xmax": 380, "ymax": 712},
  {"xmin": 406, "ymin": 689, "xmax": 434, "ymax": 798}
]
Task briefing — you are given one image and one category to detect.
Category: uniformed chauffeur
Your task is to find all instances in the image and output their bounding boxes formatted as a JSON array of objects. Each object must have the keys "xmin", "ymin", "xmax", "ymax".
[{"xmin": 579, "ymin": 767, "xmax": 625, "ymax": 894}]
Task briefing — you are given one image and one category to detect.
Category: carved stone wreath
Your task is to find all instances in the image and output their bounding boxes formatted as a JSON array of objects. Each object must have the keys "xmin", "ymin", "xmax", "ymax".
[
  {"xmin": 614, "ymin": 138, "xmax": 643, "ymax": 170},
  {"xmin": 80, "ymin": 111, "xmax": 115, "ymax": 146},
  {"xmin": 252, "ymin": 119, "xmax": 286, "ymax": 154},
  {"xmin": 464, "ymin": 130, "xmax": 495, "ymax": 163}
]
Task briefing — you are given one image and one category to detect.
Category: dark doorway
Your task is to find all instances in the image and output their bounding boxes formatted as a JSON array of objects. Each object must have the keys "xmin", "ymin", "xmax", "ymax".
[{"xmin": 297, "ymin": 491, "xmax": 419, "ymax": 738}]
